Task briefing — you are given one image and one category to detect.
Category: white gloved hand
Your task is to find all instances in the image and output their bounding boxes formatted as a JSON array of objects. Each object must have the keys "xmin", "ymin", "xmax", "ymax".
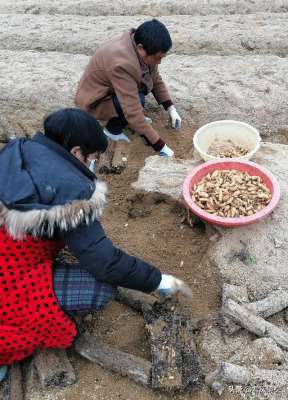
[
  {"xmin": 168, "ymin": 105, "xmax": 182, "ymax": 130},
  {"xmin": 159, "ymin": 144, "xmax": 174, "ymax": 157},
  {"xmin": 103, "ymin": 128, "xmax": 130, "ymax": 143},
  {"xmin": 145, "ymin": 116, "xmax": 153, "ymax": 124},
  {"xmin": 157, "ymin": 274, "xmax": 193, "ymax": 298}
]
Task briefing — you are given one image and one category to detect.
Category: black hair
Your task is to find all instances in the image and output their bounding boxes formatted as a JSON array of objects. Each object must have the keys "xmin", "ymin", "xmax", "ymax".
[
  {"xmin": 43, "ymin": 108, "xmax": 107, "ymax": 156},
  {"xmin": 134, "ymin": 19, "xmax": 172, "ymax": 55}
]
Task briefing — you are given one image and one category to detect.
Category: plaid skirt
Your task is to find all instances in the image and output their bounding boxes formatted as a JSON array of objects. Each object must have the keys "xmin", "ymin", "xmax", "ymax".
[{"xmin": 53, "ymin": 262, "xmax": 116, "ymax": 312}]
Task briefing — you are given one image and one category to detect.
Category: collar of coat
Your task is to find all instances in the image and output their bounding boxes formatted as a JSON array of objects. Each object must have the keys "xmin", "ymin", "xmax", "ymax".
[{"xmin": 0, "ymin": 133, "xmax": 107, "ymax": 240}]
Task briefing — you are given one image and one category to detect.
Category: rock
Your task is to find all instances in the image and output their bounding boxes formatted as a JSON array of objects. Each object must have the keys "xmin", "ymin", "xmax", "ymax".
[
  {"xmin": 2, "ymin": 50, "xmax": 288, "ymax": 139},
  {"xmin": 1, "ymin": 14, "xmax": 288, "ymax": 57},
  {"xmin": 0, "ymin": 0, "xmax": 287, "ymax": 16},
  {"xmin": 229, "ymin": 338, "xmax": 286, "ymax": 369},
  {"xmin": 132, "ymin": 156, "xmax": 199, "ymax": 200}
]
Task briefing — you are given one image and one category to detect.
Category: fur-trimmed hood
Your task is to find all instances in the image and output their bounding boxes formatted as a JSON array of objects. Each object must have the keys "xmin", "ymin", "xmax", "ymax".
[
  {"xmin": 0, "ymin": 133, "xmax": 107, "ymax": 239},
  {"xmin": 0, "ymin": 179, "xmax": 107, "ymax": 239}
]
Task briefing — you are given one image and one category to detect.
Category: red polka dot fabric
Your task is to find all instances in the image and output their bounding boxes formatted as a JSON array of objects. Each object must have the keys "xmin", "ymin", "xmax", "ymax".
[{"xmin": 0, "ymin": 227, "xmax": 77, "ymax": 366}]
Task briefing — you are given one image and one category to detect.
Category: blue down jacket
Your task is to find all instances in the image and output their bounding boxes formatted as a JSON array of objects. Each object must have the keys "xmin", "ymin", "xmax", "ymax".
[{"xmin": 0, "ymin": 132, "xmax": 161, "ymax": 292}]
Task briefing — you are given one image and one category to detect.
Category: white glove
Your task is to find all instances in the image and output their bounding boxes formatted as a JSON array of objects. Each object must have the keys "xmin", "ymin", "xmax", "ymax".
[
  {"xmin": 157, "ymin": 274, "xmax": 193, "ymax": 298},
  {"xmin": 145, "ymin": 116, "xmax": 153, "ymax": 124},
  {"xmin": 159, "ymin": 144, "xmax": 174, "ymax": 157},
  {"xmin": 168, "ymin": 105, "xmax": 182, "ymax": 130},
  {"xmin": 103, "ymin": 128, "xmax": 130, "ymax": 143}
]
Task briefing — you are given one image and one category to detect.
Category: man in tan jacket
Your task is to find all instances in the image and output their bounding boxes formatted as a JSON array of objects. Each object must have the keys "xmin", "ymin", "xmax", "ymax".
[{"xmin": 75, "ymin": 19, "xmax": 181, "ymax": 157}]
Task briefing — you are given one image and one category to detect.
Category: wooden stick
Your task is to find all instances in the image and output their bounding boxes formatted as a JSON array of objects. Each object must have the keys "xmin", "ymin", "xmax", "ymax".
[
  {"xmin": 33, "ymin": 349, "xmax": 76, "ymax": 388},
  {"xmin": 3, "ymin": 363, "xmax": 24, "ymax": 400},
  {"xmin": 98, "ymin": 140, "xmax": 129, "ymax": 174},
  {"xmin": 111, "ymin": 141, "xmax": 130, "ymax": 172},
  {"xmin": 219, "ymin": 284, "xmax": 249, "ymax": 335},
  {"xmin": 222, "ymin": 288, "xmax": 288, "ymax": 335},
  {"xmin": 246, "ymin": 289, "xmax": 288, "ymax": 318},
  {"xmin": 98, "ymin": 140, "xmax": 116, "ymax": 174},
  {"xmin": 74, "ymin": 334, "xmax": 151, "ymax": 386},
  {"xmin": 180, "ymin": 320, "xmax": 203, "ymax": 391},
  {"xmin": 206, "ymin": 361, "xmax": 288, "ymax": 392},
  {"xmin": 143, "ymin": 299, "xmax": 183, "ymax": 391},
  {"xmin": 22, "ymin": 360, "xmax": 40, "ymax": 399},
  {"xmin": 115, "ymin": 287, "xmax": 157, "ymax": 313},
  {"xmin": 222, "ymin": 299, "xmax": 288, "ymax": 350},
  {"xmin": 206, "ymin": 362, "xmax": 250, "ymax": 386}
]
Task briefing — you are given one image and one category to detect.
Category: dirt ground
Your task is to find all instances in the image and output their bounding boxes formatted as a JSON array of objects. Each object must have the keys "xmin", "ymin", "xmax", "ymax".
[
  {"xmin": 28, "ymin": 115, "xmax": 238, "ymax": 400},
  {"xmin": 1, "ymin": 2, "xmax": 288, "ymax": 399}
]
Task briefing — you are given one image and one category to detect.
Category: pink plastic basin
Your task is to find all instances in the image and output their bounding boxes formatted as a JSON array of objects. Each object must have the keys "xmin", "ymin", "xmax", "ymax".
[{"xmin": 182, "ymin": 159, "xmax": 281, "ymax": 227}]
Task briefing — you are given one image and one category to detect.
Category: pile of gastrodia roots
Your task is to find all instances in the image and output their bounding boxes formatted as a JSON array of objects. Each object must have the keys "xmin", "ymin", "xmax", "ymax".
[{"xmin": 191, "ymin": 169, "xmax": 271, "ymax": 218}]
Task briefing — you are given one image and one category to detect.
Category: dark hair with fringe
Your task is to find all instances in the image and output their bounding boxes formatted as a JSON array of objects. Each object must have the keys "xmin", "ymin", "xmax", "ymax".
[
  {"xmin": 134, "ymin": 19, "xmax": 172, "ymax": 55},
  {"xmin": 44, "ymin": 108, "xmax": 108, "ymax": 156}
]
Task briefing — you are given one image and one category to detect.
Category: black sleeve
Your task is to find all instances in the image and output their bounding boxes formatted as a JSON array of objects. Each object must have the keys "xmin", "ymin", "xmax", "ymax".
[{"xmin": 58, "ymin": 221, "xmax": 162, "ymax": 293}]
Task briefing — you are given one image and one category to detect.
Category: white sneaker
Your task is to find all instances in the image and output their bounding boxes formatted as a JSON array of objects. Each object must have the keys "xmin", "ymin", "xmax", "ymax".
[
  {"xmin": 145, "ymin": 116, "xmax": 153, "ymax": 124},
  {"xmin": 103, "ymin": 128, "xmax": 130, "ymax": 143},
  {"xmin": 160, "ymin": 144, "xmax": 174, "ymax": 157}
]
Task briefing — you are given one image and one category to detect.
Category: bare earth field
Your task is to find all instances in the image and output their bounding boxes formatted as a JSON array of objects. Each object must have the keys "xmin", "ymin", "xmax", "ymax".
[{"xmin": 2, "ymin": 1, "xmax": 288, "ymax": 399}]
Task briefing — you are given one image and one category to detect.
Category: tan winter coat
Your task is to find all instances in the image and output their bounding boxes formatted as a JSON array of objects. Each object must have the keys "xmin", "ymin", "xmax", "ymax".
[{"xmin": 74, "ymin": 29, "xmax": 171, "ymax": 144}]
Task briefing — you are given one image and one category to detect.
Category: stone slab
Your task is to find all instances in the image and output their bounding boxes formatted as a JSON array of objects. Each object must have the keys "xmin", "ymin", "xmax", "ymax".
[{"xmin": 132, "ymin": 156, "xmax": 199, "ymax": 200}]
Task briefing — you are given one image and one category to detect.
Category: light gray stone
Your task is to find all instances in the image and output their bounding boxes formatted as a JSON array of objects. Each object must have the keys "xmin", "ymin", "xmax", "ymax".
[
  {"xmin": 1, "ymin": 13, "xmax": 288, "ymax": 57},
  {"xmin": 0, "ymin": 0, "xmax": 287, "ymax": 16},
  {"xmin": 132, "ymin": 156, "xmax": 199, "ymax": 200}
]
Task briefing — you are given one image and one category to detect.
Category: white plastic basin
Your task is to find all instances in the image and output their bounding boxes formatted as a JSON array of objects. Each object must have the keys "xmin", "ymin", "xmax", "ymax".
[{"xmin": 193, "ymin": 120, "xmax": 261, "ymax": 161}]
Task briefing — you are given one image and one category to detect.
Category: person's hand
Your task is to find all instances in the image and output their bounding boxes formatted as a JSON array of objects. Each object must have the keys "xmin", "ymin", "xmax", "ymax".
[
  {"xmin": 156, "ymin": 274, "xmax": 193, "ymax": 298},
  {"xmin": 168, "ymin": 105, "xmax": 182, "ymax": 130},
  {"xmin": 103, "ymin": 128, "xmax": 130, "ymax": 143},
  {"xmin": 159, "ymin": 144, "xmax": 174, "ymax": 157}
]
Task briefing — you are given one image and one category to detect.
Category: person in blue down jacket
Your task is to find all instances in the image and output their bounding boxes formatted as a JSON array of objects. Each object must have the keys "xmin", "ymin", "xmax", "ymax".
[{"xmin": 0, "ymin": 108, "xmax": 191, "ymax": 380}]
